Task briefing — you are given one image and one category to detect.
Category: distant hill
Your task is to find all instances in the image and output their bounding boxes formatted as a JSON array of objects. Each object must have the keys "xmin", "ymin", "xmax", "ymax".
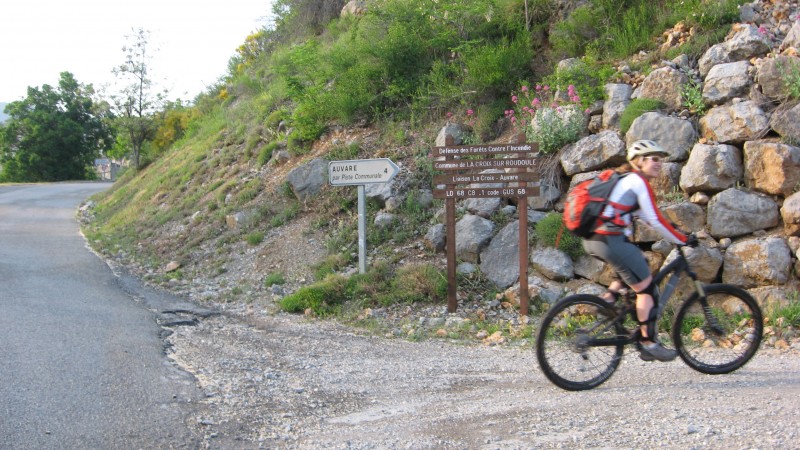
[{"xmin": 0, "ymin": 102, "xmax": 8, "ymax": 123}]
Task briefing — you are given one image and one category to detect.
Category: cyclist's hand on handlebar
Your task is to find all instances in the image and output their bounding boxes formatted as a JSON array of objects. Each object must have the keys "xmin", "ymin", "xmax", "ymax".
[{"xmin": 684, "ymin": 233, "xmax": 699, "ymax": 248}]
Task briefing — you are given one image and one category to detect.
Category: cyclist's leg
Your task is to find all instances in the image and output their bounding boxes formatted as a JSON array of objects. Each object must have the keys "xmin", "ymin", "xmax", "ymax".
[
  {"xmin": 583, "ymin": 235, "xmax": 632, "ymax": 304},
  {"xmin": 630, "ymin": 276, "xmax": 655, "ymax": 341},
  {"xmin": 603, "ymin": 279, "xmax": 624, "ymax": 303},
  {"xmin": 584, "ymin": 234, "xmax": 675, "ymax": 360}
]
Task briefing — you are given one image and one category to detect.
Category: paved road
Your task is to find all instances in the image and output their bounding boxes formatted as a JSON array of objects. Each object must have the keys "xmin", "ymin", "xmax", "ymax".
[{"xmin": 0, "ymin": 182, "xmax": 204, "ymax": 449}]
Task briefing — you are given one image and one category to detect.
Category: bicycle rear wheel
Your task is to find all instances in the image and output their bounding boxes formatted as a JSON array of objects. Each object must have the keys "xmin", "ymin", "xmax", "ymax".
[
  {"xmin": 535, "ymin": 294, "xmax": 625, "ymax": 391},
  {"xmin": 672, "ymin": 284, "xmax": 763, "ymax": 375}
]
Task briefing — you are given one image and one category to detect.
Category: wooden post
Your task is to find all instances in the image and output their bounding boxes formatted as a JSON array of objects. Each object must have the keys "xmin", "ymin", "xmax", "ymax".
[{"xmin": 431, "ymin": 137, "xmax": 539, "ymax": 315}]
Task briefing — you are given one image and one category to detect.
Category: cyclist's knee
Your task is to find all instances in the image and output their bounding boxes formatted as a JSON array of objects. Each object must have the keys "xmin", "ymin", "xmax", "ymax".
[
  {"xmin": 629, "ymin": 275, "xmax": 652, "ymax": 294},
  {"xmin": 637, "ymin": 281, "xmax": 656, "ymax": 299}
]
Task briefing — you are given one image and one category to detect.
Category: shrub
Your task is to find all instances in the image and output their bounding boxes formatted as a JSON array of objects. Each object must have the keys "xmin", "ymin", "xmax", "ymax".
[
  {"xmin": 387, "ymin": 264, "xmax": 447, "ymax": 305},
  {"xmin": 278, "ymin": 274, "xmax": 349, "ymax": 316},
  {"xmin": 264, "ymin": 271, "xmax": 286, "ymax": 286},
  {"xmin": 681, "ymin": 80, "xmax": 706, "ymax": 115},
  {"xmin": 327, "ymin": 142, "xmax": 360, "ymax": 161},
  {"xmin": 619, "ymin": 98, "xmax": 666, "ymax": 134},
  {"xmin": 507, "ymin": 84, "xmax": 586, "ymax": 154},
  {"xmin": 542, "ymin": 58, "xmax": 614, "ymax": 110},
  {"xmin": 535, "ymin": 213, "xmax": 584, "ymax": 259},
  {"xmin": 246, "ymin": 231, "xmax": 264, "ymax": 246},
  {"xmin": 550, "ymin": 5, "xmax": 600, "ymax": 58},
  {"xmin": 257, "ymin": 141, "xmax": 280, "ymax": 166},
  {"xmin": 313, "ymin": 253, "xmax": 350, "ymax": 280},
  {"xmin": 461, "ymin": 36, "xmax": 533, "ymax": 101}
]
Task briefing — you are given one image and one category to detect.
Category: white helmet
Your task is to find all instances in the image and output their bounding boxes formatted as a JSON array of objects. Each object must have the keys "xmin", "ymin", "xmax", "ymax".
[{"xmin": 626, "ymin": 140, "xmax": 668, "ymax": 161}]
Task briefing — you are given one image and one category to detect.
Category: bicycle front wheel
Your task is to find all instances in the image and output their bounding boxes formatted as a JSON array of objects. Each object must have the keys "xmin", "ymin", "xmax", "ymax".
[
  {"xmin": 672, "ymin": 284, "xmax": 763, "ymax": 374},
  {"xmin": 535, "ymin": 294, "xmax": 625, "ymax": 391}
]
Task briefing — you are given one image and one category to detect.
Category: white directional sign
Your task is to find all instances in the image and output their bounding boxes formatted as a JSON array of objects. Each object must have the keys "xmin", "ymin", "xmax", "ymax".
[{"xmin": 328, "ymin": 158, "xmax": 400, "ymax": 186}]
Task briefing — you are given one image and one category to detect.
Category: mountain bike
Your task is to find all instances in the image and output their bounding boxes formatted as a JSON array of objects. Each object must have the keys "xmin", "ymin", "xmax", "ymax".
[{"xmin": 535, "ymin": 243, "xmax": 763, "ymax": 391}]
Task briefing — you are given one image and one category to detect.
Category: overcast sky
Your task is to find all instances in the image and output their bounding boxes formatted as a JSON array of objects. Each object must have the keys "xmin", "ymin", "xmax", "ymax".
[{"xmin": 0, "ymin": 0, "xmax": 273, "ymax": 103}]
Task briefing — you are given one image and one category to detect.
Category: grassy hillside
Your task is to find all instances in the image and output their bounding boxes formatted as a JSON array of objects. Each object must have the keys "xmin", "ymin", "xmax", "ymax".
[{"xmin": 83, "ymin": 0, "xmax": 748, "ymax": 318}]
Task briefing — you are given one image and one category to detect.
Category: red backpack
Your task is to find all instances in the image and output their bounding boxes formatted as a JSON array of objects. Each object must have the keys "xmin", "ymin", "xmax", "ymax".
[{"xmin": 562, "ymin": 169, "xmax": 628, "ymax": 237}]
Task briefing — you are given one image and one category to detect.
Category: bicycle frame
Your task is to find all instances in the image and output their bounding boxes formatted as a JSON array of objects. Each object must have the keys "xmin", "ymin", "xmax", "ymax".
[
  {"xmin": 651, "ymin": 245, "xmax": 702, "ymax": 318},
  {"xmin": 586, "ymin": 245, "xmax": 705, "ymax": 348}
]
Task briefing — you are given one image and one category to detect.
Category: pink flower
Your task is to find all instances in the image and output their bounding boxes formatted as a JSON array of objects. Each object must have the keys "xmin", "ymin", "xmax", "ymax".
[
  {"xmin": 567, "ymin": 84, "xmax": 576, "ymax": 95},
  {"xmin": 532, "ymin": 98, "xmax": 540, "ymax": 107},
  {"xmin": 535, "ymin": 84, "xmax": 542, "ymax": 91},
  {"xmin": 543, "ymin": 85, "xmax": 550, "ymax": 91},
  {"xmin": 467, "ymin": 109, "xmax": 474, "ymax": 116},
  {"xmin": 512, "ymin": 95, "xmax": 518, "ymax": 104},
  {"xmin": 446, "ymin": 112, "xmax": 453, "ymax": 118},
  {"xmin": 584, "ymin": 108, "xmax": 591, "ymax": 114},
  {"xmin": 758, "ymin": 25, "xmax": 768, "ymax": 35},
  {"xmin": 521, "ymin": 86, "xmax": 529, "ymax": 92}
]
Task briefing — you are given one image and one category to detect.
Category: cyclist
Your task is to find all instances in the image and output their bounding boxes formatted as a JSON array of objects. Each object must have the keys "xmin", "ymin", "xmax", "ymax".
[{"xmin": 582, "ymin": 140, "xmax": 692, "ymax": 362}]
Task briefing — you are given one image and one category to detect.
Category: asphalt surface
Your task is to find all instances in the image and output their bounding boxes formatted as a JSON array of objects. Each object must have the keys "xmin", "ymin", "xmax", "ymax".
[{"xmin": 0, "ymin": 182, "xmax": 206, "ymax": 449}]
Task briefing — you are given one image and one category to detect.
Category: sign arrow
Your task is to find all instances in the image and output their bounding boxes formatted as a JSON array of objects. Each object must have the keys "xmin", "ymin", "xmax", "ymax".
[{"xmin": 329, "ymin": 158, "xmax": 400, "ymax": 186}]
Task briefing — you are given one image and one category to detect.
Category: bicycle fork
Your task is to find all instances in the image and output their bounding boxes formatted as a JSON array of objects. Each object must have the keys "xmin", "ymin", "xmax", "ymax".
[{"xmin": 695, "ymin": 281, "xmax": 725, "ymax": 336}]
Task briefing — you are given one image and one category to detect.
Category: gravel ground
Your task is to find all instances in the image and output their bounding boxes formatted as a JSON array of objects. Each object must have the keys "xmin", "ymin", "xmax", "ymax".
[{"xmin": 163, "ymin": 311, "xmax": 800, "ymax": 450}]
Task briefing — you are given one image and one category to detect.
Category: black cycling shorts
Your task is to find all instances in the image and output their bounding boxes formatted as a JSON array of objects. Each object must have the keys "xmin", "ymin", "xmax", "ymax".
[{"xmin": 583, "ymin": 233, "xmax": 651, "ymax": 286}]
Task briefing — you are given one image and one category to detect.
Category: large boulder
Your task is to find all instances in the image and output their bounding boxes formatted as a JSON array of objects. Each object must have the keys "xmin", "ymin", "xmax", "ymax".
[
  {"xmin": 560, "ymin": 130, "xmax": 626, "ymax": 176},
  {"xmin": 633, "ymin": 66, "xmax": 688, "ymax": 111},
  {"xmin": 626, "ymin": 112, "xmax": 697, "ymax": 161},
  {"xmin": 341, "ymin": 0, "xmax": 367, "ymax": 17},
  {"xmin": 679, "ymin": 143, "xmax": 743, "ymax": 195},
  {"xmin": 743, "ymin": 140, "xmax": 800, "ymax": 196},
  {"xmin": 663, "ymin": 245, "xmax": 724, "ymax": 283},
  {"xmin": 480, "ymin": 221, "xmax": 521, "ymax": 288},
  {"xmin": 531, "ymin": 247, "xmax": 574, "ymax": 282},
  {"xmin": 662, "ymin": 202, "xmax": 706, "ymax": 233},
  {"xmin": 463, "ymin": 197, "xmax": 503, "ymax": 218},
  {"xmin": 286, "ymin": 158, "xmax": 328, "ymax": 202},
  {"xmin": 424, "ymin": 224, "xmax": 446, "ymax": 252},
  {"xmin": 702, "ymin": 60, "xmax": 753, "ymax": 106},
  {"xmin": 781, "ymin": 192, "xmax": 800, "ymax": 236},
  {"xmin": 454, "ymin": 214, "xmax": 495, "ymax": 263},
  {"xmin": 707, "ymin": 188, "xmax": 780, "ymax": 238},
  {"xmin": 699, "ymin": 100, "xmax": 769, "ymax": 144},
  {"xmin": 602, "ymin": 84, "xmax": 632, "ymax": 130},
  {"xmin": 756, "ymin": 55, "xmax": 800, "ymax": 101},
  {"xmin": 435, "ymin": 123, "xmax": 472, "ymax": 146},
  {"xmin": 698, "ymin": 24, "xmax": 771, "ymax": 76},
  {"xmin": 722, "ymin": 237, "xmax": 792, "ymax": 288},
  {"xmin": 770, "ymin": 102, "xmax": 800, "ymax": 143}
]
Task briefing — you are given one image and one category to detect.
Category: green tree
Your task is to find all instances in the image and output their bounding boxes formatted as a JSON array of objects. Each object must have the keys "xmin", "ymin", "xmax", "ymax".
[
  {"xmin": 111, "ymin": 28, "xmax": 166, "ymax": 169},
  {"xmin": 0, "ymin": 72, "xmax": 113, "ymax": 182}
]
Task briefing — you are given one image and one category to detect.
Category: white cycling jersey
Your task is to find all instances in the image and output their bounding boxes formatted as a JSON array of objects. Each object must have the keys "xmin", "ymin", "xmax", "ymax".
[{"xmin": 594, "ymin": 171, "xmax": 687, "ymax": 245}]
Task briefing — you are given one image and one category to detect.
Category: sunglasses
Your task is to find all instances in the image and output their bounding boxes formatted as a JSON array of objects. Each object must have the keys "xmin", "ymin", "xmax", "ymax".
[{"xmin": 642, "ymin": 155, "xmax": 664, "ymax": 163}]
